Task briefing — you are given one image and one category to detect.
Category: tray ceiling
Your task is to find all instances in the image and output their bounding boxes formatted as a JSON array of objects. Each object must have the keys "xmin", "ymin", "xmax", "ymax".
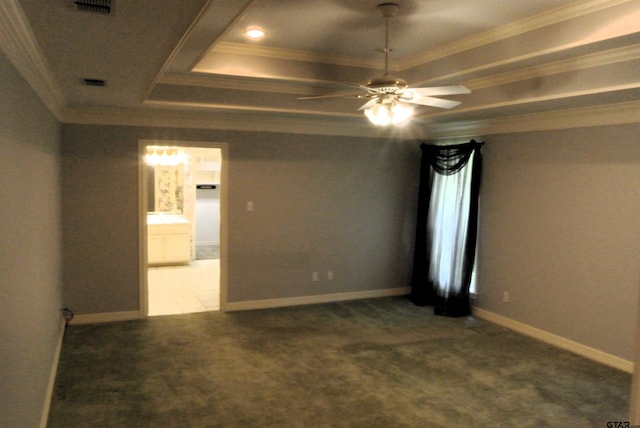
[{"xmin": 3, "ymin": 0, "xmax": 640, "ymax": 138}]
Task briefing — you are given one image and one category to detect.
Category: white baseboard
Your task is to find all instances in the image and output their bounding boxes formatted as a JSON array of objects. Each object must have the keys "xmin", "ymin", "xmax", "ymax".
[
  {"xmin": 473, "ymin": 307, "xmax": 633, "ymax": 373},
  {"xmin": 70, "ymin": 310, "xmax": 141, "ymax": 325},
  {"xmin": 222, "ymin": 287, "xmax": 410, "ymax": 312},
  {"xmin": 40, "ymin": 314, "xmax": 66, "ymax": 428}
]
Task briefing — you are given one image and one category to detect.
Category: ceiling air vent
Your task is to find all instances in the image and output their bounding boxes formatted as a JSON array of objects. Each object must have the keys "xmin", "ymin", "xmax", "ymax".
[
  {"xmin": 74, "ymin": 0, "xmax": 113, "ymax": 15},
  {"xmin": 82, "ymin": 78, "xmax": 106, "ymax": 87}
]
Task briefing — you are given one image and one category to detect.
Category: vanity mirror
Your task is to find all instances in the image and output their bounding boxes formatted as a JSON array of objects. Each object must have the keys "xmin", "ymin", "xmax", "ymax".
[{"xmin": 145, "ymin": 146, "xmax": 186, "ymax": 214}]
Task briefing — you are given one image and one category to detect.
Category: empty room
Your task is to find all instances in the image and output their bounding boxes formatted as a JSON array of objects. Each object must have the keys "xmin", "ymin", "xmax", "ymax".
[{"xmin": 2, "ymin": 0, "xmax": 640, "ymax": 426}]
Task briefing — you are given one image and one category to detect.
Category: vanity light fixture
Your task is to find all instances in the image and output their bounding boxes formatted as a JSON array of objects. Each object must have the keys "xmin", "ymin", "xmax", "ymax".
[
  {"xmin": 244, "ymin": 26, "xmax": 265, "ymax": 40},
  {"xmin": 145, "ymin": 146, "xmax": 186, "ymax": 166}
]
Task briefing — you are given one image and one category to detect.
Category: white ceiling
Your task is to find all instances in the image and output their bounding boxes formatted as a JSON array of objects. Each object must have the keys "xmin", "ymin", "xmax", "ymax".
[{"xmin": 4, "ymin": 0, "xmax": 640, "ymax": 138}]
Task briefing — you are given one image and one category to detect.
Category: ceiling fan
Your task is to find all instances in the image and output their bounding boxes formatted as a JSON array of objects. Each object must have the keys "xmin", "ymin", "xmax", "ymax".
[{"xmin": 299, "ymin": 2, "xmax": 470, "ymax": 126}]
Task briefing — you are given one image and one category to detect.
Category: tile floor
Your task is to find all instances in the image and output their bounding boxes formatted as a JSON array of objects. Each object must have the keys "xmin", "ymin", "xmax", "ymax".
[{"xmin": 147, "ymin": 259, "xmax": 220, "ymax": 316}]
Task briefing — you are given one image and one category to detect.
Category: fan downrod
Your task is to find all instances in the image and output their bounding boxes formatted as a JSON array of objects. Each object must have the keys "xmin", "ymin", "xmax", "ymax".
[{"xmin": 368, "ymin": 3, "xmax": 402, "ymax": 89}]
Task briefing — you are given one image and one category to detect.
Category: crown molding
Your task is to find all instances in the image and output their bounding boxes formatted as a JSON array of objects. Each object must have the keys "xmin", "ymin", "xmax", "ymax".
[
  {"xmin": 465, "ymin": 45, "xmax": 640, "ymax": 90},
  {"xmin": 61, "ymin": 95, "xmax": 640, "ymax": 141},
  {"xmin": 466, "ymin": 44, "xmax": 640, "ymax": 90},
  {"xmin": 143, "ymin": 0, "xmax": 217, "ymax": 102},
  {"xmin": 158, "ymin": 72, "xmax": 324, "ymax": 95},
  {"xmin": 206, "ymin": 41, "xmax": 391, "ymax": 71},
  {"xmin": 143, "ymin": 99, "xmax": 362, "ymax": 119},
  {"xmin": 485, "ymin": 99, "xmax": 640, "ymax": 135},
  {"xmin": 426, "ymin": 82, "xmax": 640, "ymax": 122},
  {"xmin": 402, "ymin": 0, "xmax": 633, "ymax": 69},
  {"xmin": 61, "ymin": 105, "xmax": 390, "ymax": 138},
  {"xmin": 0, "ymin": 0, "xmax": 65, "ymax": 119},
  {"xmin": 430, "ymin": 99, "xmax": 640, "ymax": 138},
  {"xmin": 167, "ymin": 41, "xmax": 640, "ymax": 96}
]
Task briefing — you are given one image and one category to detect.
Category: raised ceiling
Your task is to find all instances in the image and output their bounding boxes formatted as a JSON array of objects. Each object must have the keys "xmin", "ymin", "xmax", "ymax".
[{"xmin": 3, "ymin": 0, "xmax": 640, "ymax": 138}]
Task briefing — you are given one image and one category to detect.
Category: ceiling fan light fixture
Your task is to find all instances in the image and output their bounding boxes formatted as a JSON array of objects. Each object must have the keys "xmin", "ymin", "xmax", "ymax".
[
  {"xmin": 298, "ymin": 1, "xmax": 468, "ymax": 122},
  {"xmin": 364, "ymin": 100, "xmax": 413, "ymax": 126}
]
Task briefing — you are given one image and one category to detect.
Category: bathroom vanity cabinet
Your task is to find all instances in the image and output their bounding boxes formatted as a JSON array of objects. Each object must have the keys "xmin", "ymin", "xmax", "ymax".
[{"xmin": 147, "ymin": 215, "xmax": 191, "ymax": 265}]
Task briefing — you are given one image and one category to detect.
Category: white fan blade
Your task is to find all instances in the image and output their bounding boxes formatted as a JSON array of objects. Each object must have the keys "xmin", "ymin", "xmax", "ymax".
[
  {"xmin": 410, "ymin": 85, "xmax": 470, "ymax": 96},
  {"xmin": 405, "ymin": 96, "xmax": 461, "ymax": 109},
  {"xmin": 298, "ymin": 92, "xmax": 363, "ymax": 100},
  {"xmin": 340, "ymin": 82, "xmax": 375, "ymax": 91},
  {"xmin": 357, "ymin": 98, "xmax": 380, "ymax": 111}
]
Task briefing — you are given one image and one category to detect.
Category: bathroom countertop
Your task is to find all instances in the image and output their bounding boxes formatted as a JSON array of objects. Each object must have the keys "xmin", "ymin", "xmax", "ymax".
[{"xmin": 146, "ymin": 214, "xmax": 190, "ymax": 225}]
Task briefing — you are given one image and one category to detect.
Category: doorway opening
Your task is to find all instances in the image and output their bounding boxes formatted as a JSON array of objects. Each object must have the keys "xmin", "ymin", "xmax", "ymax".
[{"xmin": 140, "ymin": 143, "xmax": 225, "ymax": 316}]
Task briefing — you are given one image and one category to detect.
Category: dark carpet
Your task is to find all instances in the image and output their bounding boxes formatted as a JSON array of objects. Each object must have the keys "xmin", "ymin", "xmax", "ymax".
[{"xmin": 48, "ymin": 297, "xmax": 630, "ymax": 427}]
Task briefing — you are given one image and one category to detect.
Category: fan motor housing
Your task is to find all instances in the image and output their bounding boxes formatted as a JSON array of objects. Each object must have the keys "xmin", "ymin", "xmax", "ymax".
[
  {"xmin": 367, "ymin": 75, "xmax": 408, "ymax": 92},
  {"xmin": 377, "ymin": 3, "xmax": 399, "ymax": 18}
]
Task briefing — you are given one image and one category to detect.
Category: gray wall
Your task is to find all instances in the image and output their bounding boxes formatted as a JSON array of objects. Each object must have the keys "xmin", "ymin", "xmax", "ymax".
[
  {"xmin": 61, "ymin": 125, "xmax": 420, "ymax": 313},
  {"xmin": 62, "ymin": 122, "xmax": 640, "ymax": 363},
  {"xmin": 477, "ymin": 126, "xmax": 640, "ymax": 361},
  {"xmin": 0, "ymin": 52, "xmax": 63, "ymax": 427}
]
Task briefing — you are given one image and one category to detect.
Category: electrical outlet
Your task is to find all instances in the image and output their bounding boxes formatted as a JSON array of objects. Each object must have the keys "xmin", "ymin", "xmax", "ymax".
[
  {"xmin": 503, "ymin": 291, "xmax": 510, "ymax": 303},
  {"xmin": 327, "ymin": 271, "xmax": 334, "ymax": 280},
  {"xmin": 312, "ymin": 272, "xmax": 319, "ymax": 282}
]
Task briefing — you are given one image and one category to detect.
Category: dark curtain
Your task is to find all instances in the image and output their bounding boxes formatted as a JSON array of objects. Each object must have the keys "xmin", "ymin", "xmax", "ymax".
[{"xmin": 411, "ymin": 140, "xmax": 483, "ymax": 317}]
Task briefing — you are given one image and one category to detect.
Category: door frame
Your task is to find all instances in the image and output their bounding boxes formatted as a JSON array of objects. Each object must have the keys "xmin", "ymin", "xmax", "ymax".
[{"xmin": 138, "ymin": 140, "xmax": 229, "ymax": 317}]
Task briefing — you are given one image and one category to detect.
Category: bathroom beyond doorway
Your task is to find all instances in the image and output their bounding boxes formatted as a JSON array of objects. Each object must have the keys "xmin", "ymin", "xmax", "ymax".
[
  {"xmin": 142, "ymin": 144, "xmax": 224, "ymax": 316},
  {"xmin": 148, "ymin": 259, "xmax": 220, "ymax": 315}
]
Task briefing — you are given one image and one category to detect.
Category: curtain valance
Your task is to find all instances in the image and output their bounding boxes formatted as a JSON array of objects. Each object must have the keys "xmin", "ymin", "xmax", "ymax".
[{"xmin": 422, "ymin": 140, "xmax": 483, "ymax": 176}]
